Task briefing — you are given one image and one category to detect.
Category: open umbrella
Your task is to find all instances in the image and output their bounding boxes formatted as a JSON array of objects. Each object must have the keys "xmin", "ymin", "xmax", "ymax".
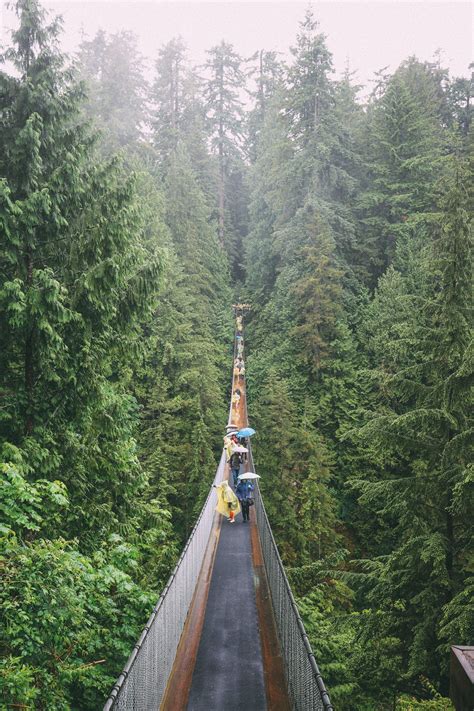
[
  {"xmin": 237, "ymin": 427, "xmax": 256, "ymax": 438},
  {"xmin": 238, "ymin": 472, "xmax": 260, "ymax": 480},
  {"xmin": 232, "ymin": 446, "xmax": 248, "ymax": 453}
]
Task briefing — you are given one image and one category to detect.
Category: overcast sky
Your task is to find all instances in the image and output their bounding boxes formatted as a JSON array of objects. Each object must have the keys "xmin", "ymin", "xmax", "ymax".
[{"xmin": 1, "ymin": 1, "xmax": 472, "ymax": 92}]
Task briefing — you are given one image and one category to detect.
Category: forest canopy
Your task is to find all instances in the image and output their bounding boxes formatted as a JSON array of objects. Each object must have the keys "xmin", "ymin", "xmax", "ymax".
[{"xmin": 0, "ymin": 1, "xmax": 472, "ymax": 709}]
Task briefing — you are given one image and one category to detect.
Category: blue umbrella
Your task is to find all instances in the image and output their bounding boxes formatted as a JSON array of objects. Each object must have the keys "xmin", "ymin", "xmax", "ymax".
[{"xmin": 237, "ymin": 427, "xmax": 256, "ymax": 438}]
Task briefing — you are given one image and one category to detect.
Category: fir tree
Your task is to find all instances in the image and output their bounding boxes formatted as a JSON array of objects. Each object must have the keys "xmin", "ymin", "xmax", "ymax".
[
  {"xmin": 358, "ymin": 58, "xmax": 446, "ymax": 285},
  {"xmin": 204, "ymin": 41, "xmax": 245, "ymax": 252},
  {"xmin": 353, "ymin": 159, "xmax": 473, "ymax": 688}
]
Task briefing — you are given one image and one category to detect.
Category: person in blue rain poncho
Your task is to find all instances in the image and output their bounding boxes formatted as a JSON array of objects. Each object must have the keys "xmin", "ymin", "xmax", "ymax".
[{"xmin": 235, "ymin": 479, "xmax": 254, "ymax": 522}]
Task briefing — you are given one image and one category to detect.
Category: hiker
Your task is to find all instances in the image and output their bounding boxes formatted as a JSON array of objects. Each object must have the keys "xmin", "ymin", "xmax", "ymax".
[
  {"xmin": 237, "ymin": 434, "xmax": 248, "ymax": 461},
  {"xmin": 239, "ymin": 360, "xmax": 245, "ymax": 380},
  {"xmin": 214, "ymin": 480, "xmax": 240, "ymax": 523},
  {"xmin": 232, "ymin": 388, "xmax": 241, "ymax": 410},
  {"xmin": 223, "ymin": 435, "xmax": 233, "ymax": 462},
  {"xmin": 236, "ymin": 479, "xmax": 254, "ymax": 522},
  {"xmin": 230, "ymin": 449, "xmax": 242, "ymax": 487}
]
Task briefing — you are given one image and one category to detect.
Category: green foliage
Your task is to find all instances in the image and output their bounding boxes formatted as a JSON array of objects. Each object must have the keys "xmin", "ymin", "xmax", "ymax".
[
  {"xmin": 0, "ymin": 534, "xmax": 156, "ymax": 710},
  {"xmin": 1, "ymin": 3, "xmax": 472, "ymax": 710},
  {"xmin": 77, "ymin": 30, "xmax": 148, "ymax": 155},
  {"xmin": 357, "ymin": 58, "xmax": 447, "ymax": 285},
  {"xmin": 243, "ymin": 10, "xmax": 472, "ymax": 710}
]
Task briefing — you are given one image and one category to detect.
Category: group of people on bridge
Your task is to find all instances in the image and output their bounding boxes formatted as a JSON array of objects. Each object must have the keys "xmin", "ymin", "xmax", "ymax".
[
  {"xmin": 214, "ymin": 312, "xmax": 256, "ymax": 524},
  {"xmin": 215, "ymin": 434, "xmax": 254, "ymax": 523}
]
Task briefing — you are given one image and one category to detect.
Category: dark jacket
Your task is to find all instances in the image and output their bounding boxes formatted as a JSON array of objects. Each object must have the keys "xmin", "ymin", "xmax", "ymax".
[
  {"xmin": 230, "ymin": 452, "xmax": 241, "ymax": 469},
  {"xmin": 236, "ymin": 480, "xmax": 254, "ymax": 501}
]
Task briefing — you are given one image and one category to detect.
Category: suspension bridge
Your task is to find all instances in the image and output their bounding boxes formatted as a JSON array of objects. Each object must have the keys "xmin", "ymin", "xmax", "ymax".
[{"xmin": 103, "ymin": 313, "xmax": 333, "ymax": 711}]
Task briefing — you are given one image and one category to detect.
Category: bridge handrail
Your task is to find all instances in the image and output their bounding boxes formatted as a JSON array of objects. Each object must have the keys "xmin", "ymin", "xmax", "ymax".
[
  {"xmin": 104, "ymin": 329, "xmax": 237, "ymax": 709},
  {"xmin": 253, "ymin": 480, "xmax": 333, "ymax": 710},
  {"xmin": 243, "ymin": 358, "xmax": 332, "ymax": 710},
  {"xmin": 103, "ymin": 448, "xmax": 226, "ymax": 710}
]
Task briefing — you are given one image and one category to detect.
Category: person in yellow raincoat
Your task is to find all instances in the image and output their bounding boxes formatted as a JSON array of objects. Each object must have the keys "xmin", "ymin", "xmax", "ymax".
[
  {"xmin": 214, "ymin": 480, "xmax": 240, "ymax": 523},
  {"xmin": 223, "ymin": 435, "xmax": 233, "ymax": 462}
]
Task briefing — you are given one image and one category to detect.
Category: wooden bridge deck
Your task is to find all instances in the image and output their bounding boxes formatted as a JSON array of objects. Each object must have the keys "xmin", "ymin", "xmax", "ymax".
[{"xmin": 161, "ymin": 370, "xmax": 290, "ymax": 711}]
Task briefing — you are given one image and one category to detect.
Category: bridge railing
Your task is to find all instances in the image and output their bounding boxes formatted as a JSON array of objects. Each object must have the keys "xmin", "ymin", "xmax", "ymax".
[
  {"xmin": 103, "ymin": 451, "xmax": 225, "ymax": 711},
  {"xmin": 253, "ymin": 481, "xmax": 333, "ymax": 711},
  {"xmin": 243, "ymin": 366, "xmax": 332, "ymax": 710}
]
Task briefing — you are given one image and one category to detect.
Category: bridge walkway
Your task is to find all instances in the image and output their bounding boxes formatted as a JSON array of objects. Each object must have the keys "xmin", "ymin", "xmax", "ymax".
[
  {"xmin": 103, "ymin": 320, "xmax": 332, "ymax": 711},
  {"xmin": 162, "ymin": 359, "xmax": 290, "ymax": 711}
]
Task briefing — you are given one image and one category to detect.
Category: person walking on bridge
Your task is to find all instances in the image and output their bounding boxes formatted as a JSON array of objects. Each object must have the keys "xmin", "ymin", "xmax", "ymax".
[
  {"xmin": 236, "ymin": 479, "xmax": 254, "ymax": 522},
  {"xmin": 230, "ymin": 449, "xmax": 242, "ymax": 487},
  {"xmin": 214, "ymin": 480, "xmax": 240, "ymax": 523},
  {"xmin": 223, "ymin": 435, "xmax": 233, "ymax": 462},
  {"xmin": 232, "ymin": 389, "xmax": 241, "ymax": 411}
]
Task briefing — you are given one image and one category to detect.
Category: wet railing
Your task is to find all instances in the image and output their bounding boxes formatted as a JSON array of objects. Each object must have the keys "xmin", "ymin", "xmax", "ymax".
[
  {"xmin": 253, "ymin": 481, "xmax": 333, "ymax": 710},
  {"xmin": 242, "ymin": 380, "xmax": 333, "ymax": 710},
  {"xmin": 103, "ymin": 451, "xmax": 225, "ymax": 710}
]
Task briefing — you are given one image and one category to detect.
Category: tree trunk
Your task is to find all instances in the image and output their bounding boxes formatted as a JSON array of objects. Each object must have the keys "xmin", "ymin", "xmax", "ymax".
[
  {"xmin": 259, "ymin": 49, "xmax": 265, "ymax": 121},
  {"xmin": 218, "ymin": 59, "xmax": 225, "ymax": 247},
  {"xmin": 218, "ymin": 142, "xmax": 225, "ymax": 246}
]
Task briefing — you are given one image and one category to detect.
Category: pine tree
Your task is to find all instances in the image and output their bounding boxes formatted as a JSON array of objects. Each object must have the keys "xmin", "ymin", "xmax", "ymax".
[
  {"xmin": 135, "ymin": 144, "xmax": 232, "ymax": 539},
  {"xmin": 290, "ymin": 209, "xmax": 344, "ymax": 374},
  {"xmin": 447, "ymin": 68, "xmax": 474, "ymax": 138},
  {"xmin": 244, "ymin": 92, "xmax": 294, "ymax": 302},
  {"xmin": 353, "ymin": 159, "xmax": 473, "ymax": 688},
  {"xmin": 204, "ymin": 41, "xmax": 245, "ymax": 250},
  {"xmin": 246, "ymin": 49, "xmax": 284, "ymax": 161},
  {"xmin": 358, "ymin": 58, "xmax": 446, "ymax": 285},
  {"xmin": 77, "ymin": 30, "xmax": 148, "ymax": 155},
  {"xmin": 0, "ymin": 3, "xmax": 175, "ymax": 706},
  {"xmin": 0, "ymin": 0, "xmax": 164, "ymax": 544},
  {"xmin": 150, "ymin": 39, "xmax": 218, "ymax": 211},
  {"xmin": 151, "ymin": 37, "xmax": 188, "ymax": 160}
]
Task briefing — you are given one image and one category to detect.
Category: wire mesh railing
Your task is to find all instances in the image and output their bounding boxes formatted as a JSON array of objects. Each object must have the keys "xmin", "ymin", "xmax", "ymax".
[
  {"xmin": 240, "ymin": 330, "xmax": 332, "ymax": 710},
  {"xmin": 252, "ymin": 481, "xmax": 333, "ymax": 711},
  {"xmin": 103, "ymin": 451, "xmax": 226, "ymax": 711}
]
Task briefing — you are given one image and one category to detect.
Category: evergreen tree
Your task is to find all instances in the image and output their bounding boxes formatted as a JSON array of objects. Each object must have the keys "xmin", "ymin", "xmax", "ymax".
[
  {"xmin": 135, "ymin": 144, "xmax": 232, "ymax": 539},
  {"xmin": 244, "ymin": 92, "xmax": 295, "ymax": 302},
  {"xmin": 204, "ymin": 41, "xmax": 246, "ymax": 256},
  {"xmin": 0, "ymin": 2, "xmax": 175, "ymax": 706},
  {"xmin": 77, "ymin": 30, "xmax": 148, "ymax": 155},
  {"xmin": 150, "ymin": 39, "xmax": 218, "ymax": 211},
  {"xmin": 358, "ymin": 58, "xmax": 446, "ymax": 285},
  {"xmin": 290, "ymin": 208, "xmax": 344, "ymax": 374},
  {"xmin": 246, "ymin": 49, "xmax": 284, "ymax": 161},
  {"xmin": 353, "ymin": 160, "xmax": 473, "ymax": 689},
  {"xmin": 447, "ymin": 68, "xmax": 474, "ymax": 138},
  {"xmin": 151, "ymin": 37, "xmax": 188, "ymax": 161}
]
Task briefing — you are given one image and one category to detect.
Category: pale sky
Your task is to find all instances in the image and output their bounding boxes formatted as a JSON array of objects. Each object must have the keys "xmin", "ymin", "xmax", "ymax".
[{"xmin": 1, "ymin": 1, "xmax": 472, "ymax": 93}]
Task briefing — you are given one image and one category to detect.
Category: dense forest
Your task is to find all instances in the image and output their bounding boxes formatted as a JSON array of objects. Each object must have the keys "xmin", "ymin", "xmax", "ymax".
[{"xmin": 0, "ymin": 1, "xmax": 472, "ymax": 709}]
